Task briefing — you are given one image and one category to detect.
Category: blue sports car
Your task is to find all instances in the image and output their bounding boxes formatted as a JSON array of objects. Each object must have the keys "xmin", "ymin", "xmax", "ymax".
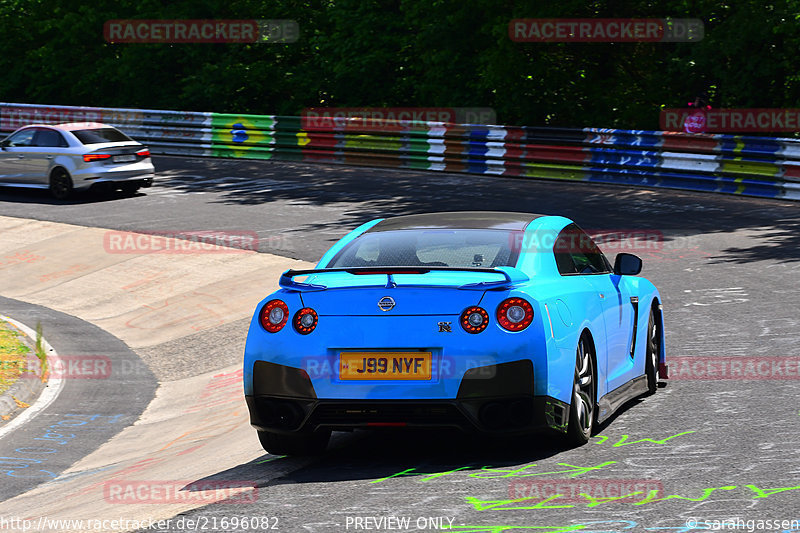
[{"xmin": 243, "ymin": 212, "xmax": 666, "ymax": 454}]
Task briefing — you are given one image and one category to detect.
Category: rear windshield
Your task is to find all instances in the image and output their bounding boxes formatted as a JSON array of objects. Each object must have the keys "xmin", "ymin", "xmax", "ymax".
[
  {"xmin": 328, "ymin": 229, "xmax": 521, "ymax": 268},
  {"xmin": 72, "ymin": 128, "xmax": 132, "ymax": 144}
]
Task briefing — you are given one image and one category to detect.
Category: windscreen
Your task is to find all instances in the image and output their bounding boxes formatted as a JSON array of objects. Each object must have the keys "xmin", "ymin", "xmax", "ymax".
[
  {"xmin": 328, "ymin": 229, "xmax": 521, "ymax": 268},
  {"xmin": 73, "ymin": 128, "xmax": 133, "ymax": 144}
]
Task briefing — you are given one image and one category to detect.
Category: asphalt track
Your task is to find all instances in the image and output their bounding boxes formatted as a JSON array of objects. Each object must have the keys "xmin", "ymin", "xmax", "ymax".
[
  {"xmin": 0, "ymin": 297, "xmax": 156, "ymax": 499},
  {"xmin": 0, "ymin": 156, "xmax": 799, "ymax": 532}
]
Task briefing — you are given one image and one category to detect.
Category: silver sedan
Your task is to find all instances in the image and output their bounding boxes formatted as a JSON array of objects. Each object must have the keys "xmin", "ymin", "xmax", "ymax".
[{"xmin": 0, "ymin": 122, "xmax": 155, "ymax": 199}]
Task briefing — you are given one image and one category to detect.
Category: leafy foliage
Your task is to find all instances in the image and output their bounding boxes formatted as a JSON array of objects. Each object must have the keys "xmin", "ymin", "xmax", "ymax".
[{"xmin": 1, "ymin": 0, "xmax": 798, "ymax": 128}]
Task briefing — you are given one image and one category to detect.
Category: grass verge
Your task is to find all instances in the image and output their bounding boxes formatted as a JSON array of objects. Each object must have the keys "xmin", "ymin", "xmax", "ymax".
[{"xmin": 0, "ymin": 318, "xmax": 31, "ymax": 396}]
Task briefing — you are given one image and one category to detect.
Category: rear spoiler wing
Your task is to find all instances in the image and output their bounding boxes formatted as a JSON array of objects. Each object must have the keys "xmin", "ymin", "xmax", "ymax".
[{"xmin": 278, "ymin": 266, "xmax": 529, "ymax": 292}]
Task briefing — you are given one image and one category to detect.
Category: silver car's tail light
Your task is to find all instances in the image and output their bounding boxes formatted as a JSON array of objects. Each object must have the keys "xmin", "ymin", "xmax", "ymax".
[{"xmin": 83, "ymin": 153, "xmax": 112, "ymax": 162}]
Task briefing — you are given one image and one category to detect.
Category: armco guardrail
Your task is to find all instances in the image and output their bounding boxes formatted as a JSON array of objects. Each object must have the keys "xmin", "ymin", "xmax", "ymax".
[{"xmin": 2, "ymin": 102, "xmax": 799, "ymax": 201}]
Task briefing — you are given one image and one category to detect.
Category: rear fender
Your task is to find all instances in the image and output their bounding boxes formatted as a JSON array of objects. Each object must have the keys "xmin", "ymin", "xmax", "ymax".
[
  {"xmin": 479, "ymin": 289, "xmax": 576, "ymax": 404},
  {"xmin": 525, "ymin": 277, "xmax": 608, "ymax": 404}
]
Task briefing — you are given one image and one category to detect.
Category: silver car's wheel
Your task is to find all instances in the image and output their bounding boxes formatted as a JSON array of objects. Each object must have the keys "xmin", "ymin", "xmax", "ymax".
[
  {"xmin": 49, "ymin": 168, "xmax": 73, "ymax": 200},
  {"xmin": 566, "ymin": 334, "xmax": 595, "ymax": 445}
]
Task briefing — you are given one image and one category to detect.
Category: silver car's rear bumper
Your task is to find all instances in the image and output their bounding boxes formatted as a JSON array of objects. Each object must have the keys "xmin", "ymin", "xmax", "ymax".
[{"xmin": 72, "ymin": 160, "xmax": 155, "ymax": 190}]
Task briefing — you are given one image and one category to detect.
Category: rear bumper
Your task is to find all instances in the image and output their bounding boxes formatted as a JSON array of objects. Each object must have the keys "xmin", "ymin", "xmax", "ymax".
[
  {"xmin": 72, "ymin": 161, "xmax": 155, "ymax": 189},
  {"xmin": 245, "ymin": 359, "xmax": 570, "ymax": 435},
  {"xmin": 87, "ymin": 177, "xmax": 153, "ymax": 191}
]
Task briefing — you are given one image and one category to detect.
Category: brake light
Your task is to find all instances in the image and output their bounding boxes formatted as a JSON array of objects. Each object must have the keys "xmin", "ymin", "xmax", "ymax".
[
  {"xmin": 293, "ymin": 308, "xmax": 318, "ymax": 334},
  {"xmin": 260, "ymin": 299, "xmax": 289, "ymax": 333},
  {"xmin": 351, "ymin": 270, "xmax": 427, "ymax": 275},
  {"xmin": 136, "ymin": 148, "xmax": 150, "ymax": 157},
  {"xmin": 497, "ymin": 298, "xmax": 534, "ymax": 331},
  {"xmin": 460, "ymin": 306, "xmax": 489, "ymax": 334},
  {"xmin": 83, "ymin": 153, "xmax": 111, "ymax": 162}
]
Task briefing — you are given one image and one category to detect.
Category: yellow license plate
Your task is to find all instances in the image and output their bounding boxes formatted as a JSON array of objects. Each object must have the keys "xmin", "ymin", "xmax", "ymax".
[{"xmin": 339, "ymin": 352, "xmax": 432, "ymax": 380}]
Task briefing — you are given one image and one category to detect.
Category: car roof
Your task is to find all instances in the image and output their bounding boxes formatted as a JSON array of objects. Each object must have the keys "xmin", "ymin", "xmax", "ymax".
[
  {"xmin": 11, "ymin": 122, "xmax": 111, "ymax": 132},
  {"xmin": 52, "ymin": 122, "xmax": 111, "ymax": 131},
  {"xmin": 11, "ymin": 124, "xmax": 60, "ymax": 131},
  {"xmin": 366, "ymin": 211, "xmax": 547, "ymax": 232}
]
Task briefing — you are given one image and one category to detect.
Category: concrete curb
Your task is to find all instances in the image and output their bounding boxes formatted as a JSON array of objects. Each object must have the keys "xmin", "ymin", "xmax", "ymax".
[
  {"xmin": 0, "ymin": 314, "xmax": 62, "ymax": 435},
  {"xmin": 0, "ymin": 215, "xmax": 313, "ymax": 525}
]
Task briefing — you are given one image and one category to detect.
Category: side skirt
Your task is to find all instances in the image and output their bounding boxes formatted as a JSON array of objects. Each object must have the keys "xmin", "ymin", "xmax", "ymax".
[
  {"xmin": 596, "ymin": 374, "xmax": 648, "ymax": 424},
  {"xmin": 0, "ymin": 182, "xmax": 49, "ymax": 189}
]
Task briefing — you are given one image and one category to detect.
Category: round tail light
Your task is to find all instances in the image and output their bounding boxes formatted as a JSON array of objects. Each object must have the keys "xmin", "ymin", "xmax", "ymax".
[
  {"xmin": 260, "ymin": 299, "xmax": 289, "ymax": 333},
  {"xmin": 497, "ymin": 298, "xmax": 534, "ymax": 331},
  {"xmin": 460, "ymin": 306, "xmax": 489, "ymax": 334},
  {"xmin": 293, "ymin": 308, "xmax": 318, "ymax": 334}
]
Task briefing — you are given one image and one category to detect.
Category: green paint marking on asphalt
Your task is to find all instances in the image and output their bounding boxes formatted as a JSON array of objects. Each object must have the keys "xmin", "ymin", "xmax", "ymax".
[
  {"xmin": 255, "ymin": 455, "xmax": 286, "ymax": 464},
  {"xmin": 442, "ymin": 525, "xmax": 586, "ymax": 533},
  {"xmin": 463, "ymin": 483, "xmax": 800, "ymax": 511},
  {"xmin": 610, "ymin": 430, "xmax": 696, "ymax": 447}
]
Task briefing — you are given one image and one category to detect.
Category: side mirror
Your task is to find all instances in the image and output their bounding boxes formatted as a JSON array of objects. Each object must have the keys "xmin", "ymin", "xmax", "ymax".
[{"xmin": 614, "ymin": 253, "xmax": 642, "ymax": 276}]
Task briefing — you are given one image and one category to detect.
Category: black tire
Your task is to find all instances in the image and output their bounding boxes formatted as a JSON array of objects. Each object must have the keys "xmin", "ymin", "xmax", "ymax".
[
  {"xmin": 645, "ymin": 308, "xmax": 660, "ymax": 395},
  {"xmin": 49, "ymin": 168, "xmax": 73, "ymax": 200},
  {"xmin": 257, "ymin": 430, "xmax": 330, "ymax": 456},
  {"xmin": 565, "ymin": 334, "xmax": 596, "ymax": 446}
]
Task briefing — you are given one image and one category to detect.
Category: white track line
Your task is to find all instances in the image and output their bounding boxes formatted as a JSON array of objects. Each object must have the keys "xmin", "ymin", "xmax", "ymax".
[{"xmin": 0, "ymin": 314, "xmax": 64, "ymax": 441}]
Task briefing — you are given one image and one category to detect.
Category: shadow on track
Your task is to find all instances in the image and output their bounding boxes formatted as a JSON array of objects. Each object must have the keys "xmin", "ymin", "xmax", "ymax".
[
  {"xmin": 154, "ymin": 157, "xmax": 800, "ymax": 264},
  {"xmin": 185, "ymin": 427, "xmax": 583, "ymax": 492},
  {"xmin": 182, "ymin": 382, "xmax": 665, "ymax": 495},
  {"xmin": 0, "ymin": 186, "xmax": 143, "ymax": 205}
]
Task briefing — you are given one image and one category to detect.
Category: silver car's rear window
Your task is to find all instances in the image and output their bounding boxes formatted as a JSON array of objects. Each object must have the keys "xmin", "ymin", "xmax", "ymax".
[
  {"xmin": 328, "ymin": 229, "xmax": 522, "ymax": 268},
  {"xmin": 73, "ymin": 128, "xmax": 133, "ymax": 145}
]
